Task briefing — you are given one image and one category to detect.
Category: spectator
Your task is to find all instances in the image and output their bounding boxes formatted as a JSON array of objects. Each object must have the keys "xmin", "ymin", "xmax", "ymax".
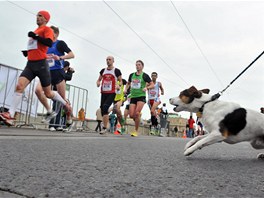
[
  {"xmin": 76, "ymin": 108, "xmax": 85, "ymax": 131},
  {"xmin": 95, "ymin": 108, "xmax": 103, "ymax": 132},
  {"xmin": 188, "ymin": 115, "xmax": 195, "ymax": 138},
  {"xmin": 159, "ymin": 103, "xmax": 168, "ymax": 137},
  {"xmin": 63, "ymin": 61, "xmax": 75, "ymax": 81}
]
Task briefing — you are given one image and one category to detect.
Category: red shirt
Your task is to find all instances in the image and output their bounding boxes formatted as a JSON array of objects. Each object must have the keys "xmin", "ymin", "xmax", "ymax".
[
  {"xmin": 27, "ymin": 26, "xmax": 53, "ymax": 61},
  {"xmin": 188, "ymin": 118, "xmax": 195, "ymax": 129}
]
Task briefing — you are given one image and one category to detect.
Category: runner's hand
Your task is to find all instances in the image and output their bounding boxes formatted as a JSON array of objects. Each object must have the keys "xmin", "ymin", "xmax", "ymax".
[
  {"xmin": 28, "ymin": 31, "xmax": 38, "ymax": 39},
  {"xmin": 52, "ymin": 55, "xmax": 60, "ymax": 60},
  {"xmin": 21, "ymin": 50, "xmax": 28, "ymax": 57}
]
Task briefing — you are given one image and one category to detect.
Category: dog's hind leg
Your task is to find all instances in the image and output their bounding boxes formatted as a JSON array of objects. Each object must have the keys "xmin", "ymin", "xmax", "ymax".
[
  {"xmin": 250, "ymin": 136, "xmax": 264, "ymax": 149},
  {"xmin": 184, "ymin": 134, "xmax": 208, "ymax": 151},
  {"xmin": 184, "ymin": 131, "xmax": 225, "ymax": 156},
  {"xmin": 251, "ymin": 137, "xmax": 264, "ymax": 160}
]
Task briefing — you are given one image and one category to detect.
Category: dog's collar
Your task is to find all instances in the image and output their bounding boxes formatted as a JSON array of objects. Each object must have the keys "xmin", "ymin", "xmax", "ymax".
[{"xmin": 198, "ymin": 93, "xmax": 221, "ymax": 113}]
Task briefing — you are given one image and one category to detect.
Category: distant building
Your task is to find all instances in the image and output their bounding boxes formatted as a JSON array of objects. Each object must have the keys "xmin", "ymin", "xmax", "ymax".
[{"xmin": 167, "ymin": 113, "xmax": 187, "ymax": 133}]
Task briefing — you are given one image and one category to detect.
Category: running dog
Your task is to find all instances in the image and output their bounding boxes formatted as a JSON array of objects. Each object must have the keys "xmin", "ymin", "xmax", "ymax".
[{"xmin": 169, "ymin": 86, "xmax": 264, "ymax": 158}]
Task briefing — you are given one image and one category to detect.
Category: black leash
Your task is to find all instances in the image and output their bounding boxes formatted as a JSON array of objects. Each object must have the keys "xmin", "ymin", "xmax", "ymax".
[
  {"xmin": 219, "ymin": 50, "xmax": 264, "ymax": 95},
  {"xmin": 199, "ymin": 50, "xmax": 264, "ymax": 113}
]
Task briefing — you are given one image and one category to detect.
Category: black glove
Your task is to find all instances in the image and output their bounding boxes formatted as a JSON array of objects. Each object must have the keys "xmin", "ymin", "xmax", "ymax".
[
  {"xmin": 28, "ymin": 31, "xmax": 38, "ymax": 39},
  {"xmin": 21, "ymin": 50, "xmax": 28, "ymax": 57}
]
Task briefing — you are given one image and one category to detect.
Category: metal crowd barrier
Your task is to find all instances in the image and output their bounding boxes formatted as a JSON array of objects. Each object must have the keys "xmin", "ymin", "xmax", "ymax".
[{"xmin": 0, "ymin": 63, "xmax": 89, "ymax": 131}]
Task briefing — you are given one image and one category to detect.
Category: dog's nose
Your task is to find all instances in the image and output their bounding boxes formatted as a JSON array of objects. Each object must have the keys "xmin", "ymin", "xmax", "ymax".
[{"xmin": 173, "ymin": 107, "xmax": 177, "ymax": 112}]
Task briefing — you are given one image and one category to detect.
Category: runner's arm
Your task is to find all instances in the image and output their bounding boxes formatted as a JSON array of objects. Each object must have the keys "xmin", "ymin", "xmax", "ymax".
[
  {"xmin": 96, "ymin": 75, "xmax": 103, "ymax": 87},
  {"xmin": 124, "ymin": 81, "xmax": 130, "ymax": 95},
  {"xmin": 28, "ymin": 31, "xmax": 52, "ymax": 47},
  {"xmin": 159, "ymin": 82, "xmax": 164, "ymax": 95}
]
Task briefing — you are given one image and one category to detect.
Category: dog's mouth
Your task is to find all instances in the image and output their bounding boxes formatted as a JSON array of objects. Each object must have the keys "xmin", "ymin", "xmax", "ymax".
[{"xmin": 173, "ymin": 105, "xmax": 179, "ymax": 112}]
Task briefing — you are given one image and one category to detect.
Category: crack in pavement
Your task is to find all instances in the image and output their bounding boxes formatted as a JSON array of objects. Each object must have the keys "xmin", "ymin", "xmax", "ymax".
[{"xmin": 0, "ymin": 187, "xmax": 33, "ymax": 198}]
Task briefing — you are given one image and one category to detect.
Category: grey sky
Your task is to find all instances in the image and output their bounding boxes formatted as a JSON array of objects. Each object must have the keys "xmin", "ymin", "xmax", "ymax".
[{"xmin": 0, "ymin": 0, "xmax": 263, "ymax": 119}]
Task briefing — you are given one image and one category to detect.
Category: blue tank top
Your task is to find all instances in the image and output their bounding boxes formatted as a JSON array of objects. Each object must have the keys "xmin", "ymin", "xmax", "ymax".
[{"xmin": 47, "ymin": 40, "xmax": 64, "ymax": 70}]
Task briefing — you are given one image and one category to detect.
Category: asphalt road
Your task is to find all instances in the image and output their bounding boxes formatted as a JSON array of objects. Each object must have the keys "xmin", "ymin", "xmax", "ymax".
[{"xmin": 0, "ymin": 127, "xmax": 263, "ymax": 198}]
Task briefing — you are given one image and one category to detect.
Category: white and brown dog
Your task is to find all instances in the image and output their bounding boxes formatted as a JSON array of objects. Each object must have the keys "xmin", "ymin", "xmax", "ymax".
[{"xmin": 169, "ymin": 86, "xmax": 264, "ymax": 158}]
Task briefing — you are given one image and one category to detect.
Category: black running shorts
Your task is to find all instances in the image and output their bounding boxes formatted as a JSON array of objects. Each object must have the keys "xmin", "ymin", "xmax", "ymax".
[
  {"xmin": 130, "ymin": 96, "xmax": 146, "ymax": 104},
  {"xmin": 20, "ymin": 59, "xmax": 51, "ymax": 87},
  {"xmin": 50, "ymin": 69, "xmax": 65, "ymax": 86}
]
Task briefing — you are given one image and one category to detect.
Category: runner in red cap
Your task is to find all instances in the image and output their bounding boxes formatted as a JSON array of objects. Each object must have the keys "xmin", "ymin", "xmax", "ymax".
[{"xmin": 0, "ymin": 11, "xmax": 71, "ymax": 126}]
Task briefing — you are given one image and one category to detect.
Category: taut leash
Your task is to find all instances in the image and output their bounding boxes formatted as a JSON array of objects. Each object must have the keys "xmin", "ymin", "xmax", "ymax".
[{"xmin": 199, "ymin": 50, "xmax": 264, "ymax": 114}]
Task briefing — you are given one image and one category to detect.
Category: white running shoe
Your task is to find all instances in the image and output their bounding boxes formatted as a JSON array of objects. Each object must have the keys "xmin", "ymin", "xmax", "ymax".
[
  {"xmin": 63, "ymin": 120, "xmax": 73, "ymax": 132},
  {"xmin": 42, "ymin": 111, "xmax": 57, "ymax": 123},
  {"xmin": 56, "ymin": 127, "xmax": 64, "ymax": 131},
  {"xmin": 99, "ymin": 128, "xmax": 108, "ymax": 135},
  {"xmin": 49, "ymin": 127, "xmax": 56, "ymax": 132}
]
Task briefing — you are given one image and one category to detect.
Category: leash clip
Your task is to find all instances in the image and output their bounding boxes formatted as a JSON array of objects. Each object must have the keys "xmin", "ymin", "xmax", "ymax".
[{"xmin": 211, "ymin": 92, "xmax": 221, "ymax": 101}]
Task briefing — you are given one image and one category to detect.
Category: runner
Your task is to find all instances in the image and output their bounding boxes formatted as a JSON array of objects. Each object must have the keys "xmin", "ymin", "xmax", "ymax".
[
  {"xmin": 96, "ymin": 56, "xmax": 122, "ymax": 134},
  {"xmin": 113, "ymin": 78, "xmax": 127, "ymax": 134},
  {"xmin": 124, "ymin": 60, "xmax": 154, "ymax": 137},
  {"xmin": 147, "ymin": 72, "xmax": 164, "ymax": 134},
  {"xmin": 0, "ymin": 10, "xmax": 70, "ymax": 125},
  {"xmin": 34, "ymin": 25, "xmax": 74, "ymax": 131},
  {"xmin": 123, "ymin": 88, "xmax": 131, "ymax": 124}
]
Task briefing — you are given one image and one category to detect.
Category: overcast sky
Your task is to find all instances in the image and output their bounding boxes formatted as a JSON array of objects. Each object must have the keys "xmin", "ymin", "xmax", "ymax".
[{"xmin": 0, "ymin": 0, "xmax": 264, "ymax": 120}]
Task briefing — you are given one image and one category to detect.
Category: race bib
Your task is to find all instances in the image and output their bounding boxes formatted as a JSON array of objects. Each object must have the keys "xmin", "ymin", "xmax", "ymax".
[
  {"xmin": 27, "ymin": 38, "xmax": 37, "ymax": 50},
  {"xmin": 116, "ymin": 89, "xmax": 121, "ymax": 94},
  {"xmin": 46, "ymin": 54, "xmax": 55, "ymax": 67},
  {"xmin": 131, "ymin": 79, "xmax": 141, "ymax": 89},
  {"xmin": 149, "ymin": 90, "xmax": 156, "ymax": 97},
  {"xmin": 102, "ymin": 80, "xmax": 112, "ymax": 91}
]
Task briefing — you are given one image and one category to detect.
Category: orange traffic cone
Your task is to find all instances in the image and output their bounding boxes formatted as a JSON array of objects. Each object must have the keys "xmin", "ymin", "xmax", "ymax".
[
  {"xmin": 182, "ymin": 130, "xmax": 187, "ymax": 139},
  {"xmin": 114, "ymin": 130, "xmax": 120, "ymax": 135},
  {"xmin": 114, "ymin": 122, "xmax": 121, "ymax": 135}
]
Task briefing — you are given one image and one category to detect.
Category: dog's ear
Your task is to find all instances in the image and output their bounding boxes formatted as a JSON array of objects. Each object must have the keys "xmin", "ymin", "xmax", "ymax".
[
  {"xmin": 188, "ymin": 86, "xmax": 202, "ymax": 98},
  {"xmin": 200, "ymin": 89, "xmax": 210, "ymax": 94},
  {"xmin": 188, "ymin": 86, "xmax": 198, "ymax": 93}
]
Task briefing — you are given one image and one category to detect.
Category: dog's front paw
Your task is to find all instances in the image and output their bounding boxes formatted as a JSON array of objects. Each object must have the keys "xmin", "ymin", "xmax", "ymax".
[
  {"xmin": 184, "ymin": 140, "xmax": 196, "ymax": 151},
  {"xmin": 257, "ymin": 153, "xmax": 264, "ymax": 160},
  {"xmin": 184, "ymin": 148, "xmax": 195, "ymax": 156}
]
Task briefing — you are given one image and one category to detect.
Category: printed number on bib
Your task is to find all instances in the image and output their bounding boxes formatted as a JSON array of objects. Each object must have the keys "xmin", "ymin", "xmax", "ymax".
[
  {"xmin": 102, "ymin": 81, "xmax": 112, "ymax": 91},
  {"xmin": 131, "ymin": 79, "xmax": 141, "ymax": 89},
  {"xmin": 46, "ymin": 54, "xmax": 55, "ymax": 67},
  {"xmin": 27, "ymin": 38, "xmax": 37, "ymax": 50},
  {"xmin": 149, "ymin": 90, "xmax": 156, "ymax": 97}
]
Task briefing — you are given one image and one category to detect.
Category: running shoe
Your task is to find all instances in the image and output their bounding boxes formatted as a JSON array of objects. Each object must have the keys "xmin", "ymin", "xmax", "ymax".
[
  {"xmin": 63, "ymin": 120, "xmax": 73, "ymax": 132},
  {"xmin": 120, "ymin": 117, "xmax": 125, "ymax": 126},
  {"xmin": 121, "ymin": 126, "xmax": 125, "ymax": 134},
  {"xmin": 76, "ymin": 128, "xmax": 83, "ymax": 132},
  {"xmin": 56, "ymin": 127, "xmax": 64, "ymax": 131},
  {"xmin": 99, "ymin": 128, "xmax": 108, "ymax": 135},
  {"xmin": 0, "ymin": 112, "xmax": 15, "ymax": 126},
  {"xmin": 42, "ymin": 111, "xmax": 57, "ymax": 123},
  {"xmin": 149, "ymin": 129, "xmax": 155, "ymax": 135},
  {"xmin": 49, "ymin": 127, "xmax": 56, "ymax": 132},
  {"xmin": 130, "ymin": 131, "xmax": 138, "ymax": 137}
]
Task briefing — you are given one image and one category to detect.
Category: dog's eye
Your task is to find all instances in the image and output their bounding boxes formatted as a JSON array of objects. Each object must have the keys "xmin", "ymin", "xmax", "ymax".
[{"xmin": 180, "ymin": 95, "xmax": 190, "ymax": 104}]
